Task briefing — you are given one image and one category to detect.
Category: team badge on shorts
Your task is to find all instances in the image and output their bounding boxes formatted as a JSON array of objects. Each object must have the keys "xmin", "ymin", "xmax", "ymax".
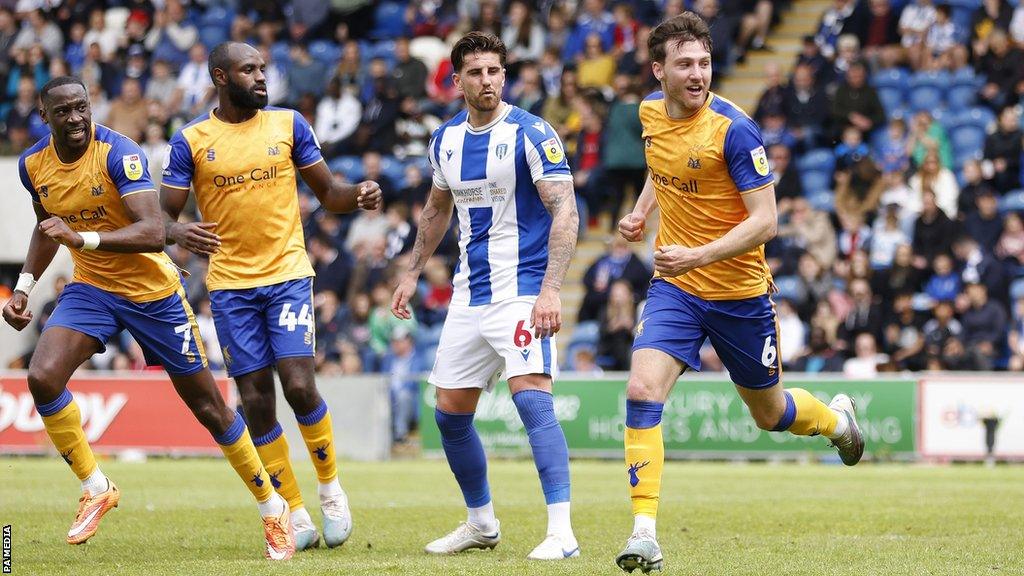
[
  {"xmin": 541, "ymin": 137, "xmax": 564, "ymax": 163},
  {"xmin": 122, "ymin": 154, "xmax": 144, "ymax": 180},
  {"xmin": 750, "ymin": 146, "xmax": 769, "ymax": 176}
]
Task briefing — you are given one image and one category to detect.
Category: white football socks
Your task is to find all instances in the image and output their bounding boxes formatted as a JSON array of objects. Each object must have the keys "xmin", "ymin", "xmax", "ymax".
[
  {"xmin": 291, "ymin": 506, "xmax": 314, "ymax": 530},
  {"xmin": 633, "ymin": 514, "xmax": 656, "ymax": 538},
  {"xmin": 81, "ymin": 467, "xmax": 108, "ymax": 496},
  {"xmin": 257, "ymin": 492, "xmax": 286, "ymax": 518},
  {"xmin": 467, "ymin": 501, "xmax": 498, "ymax": 534},
  {"xmin": 828, "ymin": 409, "xmax": 848, "ymax": 440},
  {"xmin": 318, "ymin": 479, "xmax": 344, "ymax": 501},
  {"xmin": 547, "ymin": 502, "xmax": 574, "ymax": 540}
]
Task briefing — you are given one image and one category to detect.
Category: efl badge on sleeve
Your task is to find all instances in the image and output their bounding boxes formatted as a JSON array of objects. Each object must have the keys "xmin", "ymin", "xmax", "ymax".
[
  {"xmin": 541, "ymin": 137, "xmax": 564, "ymax": 164},
  {"xmin": 123, "ymin": 154, "xmax": 144, "ymax": 181},
  {"xmin": 750, "ymin": 146, "xmax": 769, "ymax": 177}
]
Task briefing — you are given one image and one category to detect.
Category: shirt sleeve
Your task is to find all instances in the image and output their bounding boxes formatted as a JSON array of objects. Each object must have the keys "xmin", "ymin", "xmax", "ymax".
[
  {"xmin": 428, "ymin": 128, "xmax": 449, "ymax": 190},
  {"xmin": 723, "ymin": 116, "xmax": 774, "ymax": 193},
  {"xmin": 106, "ymin": 135, "xmax": 156, "ymax": 196},
  {"xmin": 292, "ymin": 110, "xmax": 324, "ymax": 169},
  {"xmin": 161, "ymin": 130, "xmax": 195, "ymax": 190},
  {"xmin": 523, "ymin": 119, "xmax": 572, "ymax": 183},
  {"xmin": 18, "ymin": 154, "xmax": 39, "ymax": 203}
]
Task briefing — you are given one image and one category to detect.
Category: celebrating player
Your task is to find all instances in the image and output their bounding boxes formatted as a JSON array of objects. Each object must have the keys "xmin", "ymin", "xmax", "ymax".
[
  {"xmin": 160, "ymin": 42, "xmax": 381, "ymax": 551},
  {"xmin": 613, "ymin": 14, "xmax": 865, "ymax": 573},
  {"xmin": 3, "ymin": 76, "xmax": 294, "ymax": 560},
  {"xmin": 391, "ymin": 32, "xmax": 580, "ymax": 560}
]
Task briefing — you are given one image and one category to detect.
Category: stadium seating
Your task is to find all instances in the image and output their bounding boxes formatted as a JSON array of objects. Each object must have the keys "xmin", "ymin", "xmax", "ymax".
[
  {"xmin": 310, "ymin": 40, "xmax": 343, "ymax": 67},
  {"xmin": 329, "ymin": 156, "xmax": 365, "ymax": 181},
  {"xmin": 999, "ymin": 190, "xmax": 1024, "ymax": 215},
  {"xmin": 795, "ymin": 148, "xmax": 836, "ymax": 174},
  {"xmin": 800, "ymin": 170, "xmax": 833, "ymax": 194},
  {"xmin": 369, "ymin": 2, "xmax": 407, "ymax": 40}
]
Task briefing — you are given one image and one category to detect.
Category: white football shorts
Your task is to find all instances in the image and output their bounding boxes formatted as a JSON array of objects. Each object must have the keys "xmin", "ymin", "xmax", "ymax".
[{"xmin": 428, "ymin": 296, "xmax": 559, "ymax": 389}]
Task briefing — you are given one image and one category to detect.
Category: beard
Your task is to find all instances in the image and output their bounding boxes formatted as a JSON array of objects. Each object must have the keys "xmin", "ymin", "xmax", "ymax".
[
  {"xmin": 226, "ymin": 80, "xmax": 268, "ymax": 110},
  {"xmin": 467, "ymin": 90, "xmax": 500, "ymax": 112}
]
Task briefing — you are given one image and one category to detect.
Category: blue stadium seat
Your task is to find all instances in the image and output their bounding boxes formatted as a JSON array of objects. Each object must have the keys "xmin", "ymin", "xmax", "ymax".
[
  {"xmin": 199, "ymin": 25, "xmax": 228, "ymax": 50},
  {"xmin": 795, "ymin": 148, "xmax": 835, "ymax": 173},
  {"xmin": 1010, "ymin": 277, "xmax": 1024, "ymax": 302},
  {"xmin": 270, "ymin": 42, "xmax": 291, "ymax": 66},
  {"xmin": 200, "ymin": 6, "xmax": 233, "ymax": 27},
  {"xmin": 409, "ymin": 155, "xmax": 431, "ymax": 178},
  {"xmin": 950, "ymin": 125, "xmax": 986, "ymax": 158},
  {"xmin": 571, "ymin": 321, "xmax": 601, "ymax": 346},
  {"xmin": 947, "ymin": 106, "xmax": 996, "ymax": 131},
  {"xmin": 999, "ymin": 189, "xmax": 1024, "ymax": 214},
  {"xmin": 871, "ymin": 68, "xmax": 909, "ymax": 92},
  {"xmin": 773, "ymin": 275, "xmax": 807, "ymax": 304},
  {"xmin": 806, "ymin": 190, "xmax": 835, "ymax": 213},
  {"xmin": 947, "ymin": 84, "xmax": 977, "ymax": 109},
  {"xmin": 909, "ymin": 70, "xmax": 950, "ymax": 91},
  {"xmin": 877, "ymin": 87, "xmax": 904, "ymax": 112},
  {"xmin": 800, "ymin": 170, "xmax": 832, "ymax": 194},
  {"xmin": 309, "ymin": 40, "xmax": 342, "ymax": 67},
  {"xmin": 328, "ymin": 156, "xmax": 364, "ymax": 181},
  {"xmin": 369, "ymin": 2, "xmax": 407, "ymax": 40},
  {"xmin": 907, "ymin": 85, "xmax": 944, "ymax": 112},
  {"xmin": 379, "ymin": 156, "xmax": 407, "ymax": 188}
]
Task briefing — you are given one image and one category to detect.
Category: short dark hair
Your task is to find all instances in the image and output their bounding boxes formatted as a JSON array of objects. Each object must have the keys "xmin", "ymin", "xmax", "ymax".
[
  {"xmin": 451, "ymin": 31, "xmax": 506, "ymax": 73},
  {"xmin": 648, "ymin": 12, "xmax": 712, "ymax": 64},
  {"xmin": 40, "ymin": 76, "xmax": 86, "ymax": 104}
]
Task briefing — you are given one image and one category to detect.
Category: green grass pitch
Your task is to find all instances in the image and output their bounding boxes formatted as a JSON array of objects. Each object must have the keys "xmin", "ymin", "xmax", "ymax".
[{"xmin": 1, "ymin": 457, "xmax": 1022, "ymax": 575}]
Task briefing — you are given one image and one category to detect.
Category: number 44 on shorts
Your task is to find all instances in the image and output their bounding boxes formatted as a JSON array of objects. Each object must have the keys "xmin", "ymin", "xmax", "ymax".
[{"xmin": 279, "ymin": 303, "xmax": 313, "ymax": 332}]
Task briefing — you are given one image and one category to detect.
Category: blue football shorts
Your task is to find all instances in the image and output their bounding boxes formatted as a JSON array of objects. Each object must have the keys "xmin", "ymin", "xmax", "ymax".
[
  {"xmin": 209, "ymin": 277, "xmax": 315, "ymax": 377},
  {"xmin": 632, "ymin": 279, "xmax": 781, "ymax": 389},
  {"xmin": 45, "ymin": 281, "xmax": 208, "ymax": 375}
]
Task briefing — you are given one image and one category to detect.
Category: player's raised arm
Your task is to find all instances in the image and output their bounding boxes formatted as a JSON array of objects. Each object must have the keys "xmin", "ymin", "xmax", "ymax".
[
  {"xmin": 39, "ymin": 191, "xmax": 167, "ymax": 254},
  {"xmin": 2, "ymin": 202, "xmax": 60, "ymax": 331},
  {"xmin": 297, "ymin": 159, "xmax": 382, "ymax": 214},
  {"xmin": 532, "ymin": 179, "xmax": 579, "ymax": 338},
  {"xmin": 391, "ymin": 184, "xmax": 454, "ymax": 320}
]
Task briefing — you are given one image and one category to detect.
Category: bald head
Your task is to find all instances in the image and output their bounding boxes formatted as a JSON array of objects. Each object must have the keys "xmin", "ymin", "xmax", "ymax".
[
  {"xmin": 208, "ymin": 41, "xmax": 259, "ymax": 82},
  {"xmin": 209, "ymin": 41, "xmax": 268, "ymax": 111}
]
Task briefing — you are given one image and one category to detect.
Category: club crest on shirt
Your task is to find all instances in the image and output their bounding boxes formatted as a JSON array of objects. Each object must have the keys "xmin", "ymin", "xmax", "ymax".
[
  {"xmin": 750, "ymin": 146, "xmax": 769, "ymax": 177},
  {"xmin": 495, "ymin": 143, "xmax": 508, "ymax": 160},
  {"xmin": 122, "ymin": 154, "xmax": 143, "ymax": 181},
  {"xmin": 541, "ymin": 137, "xmax": 564, "ymax": 163}
]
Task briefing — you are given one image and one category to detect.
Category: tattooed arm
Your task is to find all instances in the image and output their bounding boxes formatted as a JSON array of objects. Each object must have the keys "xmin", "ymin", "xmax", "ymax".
[
  {"xmin": 391, "ymin": 185, "xmax": 455, "ymax": 319},
  {"xmin": 531, "ymin": 179, "xmax": 580, "ymax": 338}
]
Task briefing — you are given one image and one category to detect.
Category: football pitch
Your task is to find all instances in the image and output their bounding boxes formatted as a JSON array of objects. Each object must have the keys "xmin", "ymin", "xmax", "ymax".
[{"xmin": 2, "ymin": 457, "xmax": 1022, "ymax": 576}]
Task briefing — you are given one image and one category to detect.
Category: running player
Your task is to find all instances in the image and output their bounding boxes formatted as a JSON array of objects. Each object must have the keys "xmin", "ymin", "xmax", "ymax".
[
  {"xmin": 391, "ymin": 32, "xmax": 581, "ymax": 561},
  {"xmin": 3, "ymin": 76, "xmax": 294, "ymax": 560},
  {"xmin": 160, "ymin": 42, "xmax": 381, "ymax": 551},
  {"xmin": 613, "ymin": 14, "xmax": 865, "ymax": 573}
]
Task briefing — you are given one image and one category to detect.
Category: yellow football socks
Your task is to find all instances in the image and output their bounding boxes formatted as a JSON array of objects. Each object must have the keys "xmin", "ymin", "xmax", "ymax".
[
  {"xmin": 625, "ymin": 400, "xmax": 666, "ymax": 521},
  {"xmin": 38, "ymin": 390, "xmax": 97, "ymax": 481},
  {"xmin": 254, "ymin": 426, "xmax": 304, "ymax": 511},
  {"xmin": 215, "ymin": 413, "xmax": 274, "ymax": 502},
  {"xmin": 781, "ymin": 388, "xmax": 839, "ymax": 437},
  {"xmin": 297, "ymin": 400, "xmax": 338, "ymax": 484}
]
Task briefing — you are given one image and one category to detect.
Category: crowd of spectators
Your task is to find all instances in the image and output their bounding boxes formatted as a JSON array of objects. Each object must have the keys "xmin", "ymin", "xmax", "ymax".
[{"xmin": 3, "ymin": 0, "xmax": 1024, "ymax": 405}]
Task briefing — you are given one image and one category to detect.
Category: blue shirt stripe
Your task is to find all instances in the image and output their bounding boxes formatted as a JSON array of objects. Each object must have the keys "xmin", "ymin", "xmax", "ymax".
[
  {"xmin": 461, "ymin": 131, "xmax": 491, "ymax": 181},
  {"xmin": 541, "ymin": 337, "xmax": 551, "ymax": 374},
  {"xmin": 514, "ymin": 126, "xmax": 549, "ymax": 296},
  {"xmin": 467, "ymin": 206, "xmax": 494, "ymax": 305}
]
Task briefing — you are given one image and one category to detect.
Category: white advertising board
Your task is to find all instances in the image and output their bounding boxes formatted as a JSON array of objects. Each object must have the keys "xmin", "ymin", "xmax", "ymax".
[{"xmin": 919, "ymin": 378, "xmax": 1024, "ymax": 459}]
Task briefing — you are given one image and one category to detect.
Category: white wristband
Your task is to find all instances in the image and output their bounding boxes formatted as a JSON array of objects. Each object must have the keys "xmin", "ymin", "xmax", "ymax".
[
  {"xmin": 79, "ymin": 231, "xmax": 100, "ymax": 250},
  {"xmin": 14, "ymin": 273, "xmax": 36, "ymax": 296}
]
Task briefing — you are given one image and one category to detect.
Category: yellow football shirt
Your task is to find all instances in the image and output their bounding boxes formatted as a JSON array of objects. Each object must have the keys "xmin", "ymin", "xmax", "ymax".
[
  {"xmin": 640, "ymin": 91, "xmax": 774, "ymax": 300},
  {"xmin": 19, "ymin": 123, "xmax": 179, "ymax": 302},
  {"xmin": 162, "ymin": 107, "xmax": 322, "ymax": 291}
]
